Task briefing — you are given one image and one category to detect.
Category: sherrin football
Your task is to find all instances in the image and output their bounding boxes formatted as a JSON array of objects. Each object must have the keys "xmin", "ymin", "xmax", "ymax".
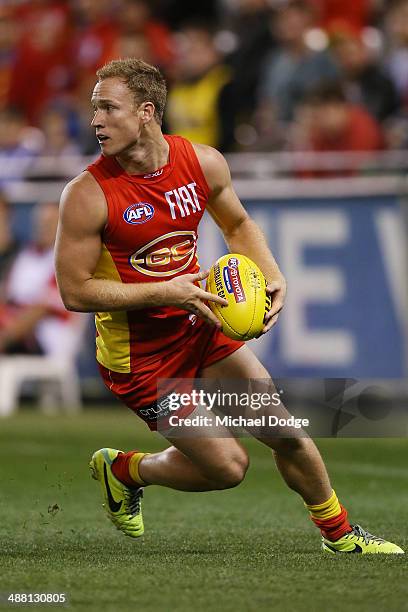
[{"xmin": 206, "ymin": 254, "xmax": 271, "ymax": 341}]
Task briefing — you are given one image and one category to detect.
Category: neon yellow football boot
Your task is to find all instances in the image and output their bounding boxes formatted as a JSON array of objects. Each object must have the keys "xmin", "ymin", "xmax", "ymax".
[
  {"xmin": 322, "ymin": 524, "xmax": 404, "ymax": 554},
  {"xmin": 89, "ymin": 448, "xmax": 144, "ymax": 538}
]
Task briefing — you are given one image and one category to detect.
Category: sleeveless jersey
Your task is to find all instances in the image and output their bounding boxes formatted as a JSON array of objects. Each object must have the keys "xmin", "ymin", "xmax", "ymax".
[{"xmin": 87, "ymin": 134, "xmax": 210, "ymax": 373}]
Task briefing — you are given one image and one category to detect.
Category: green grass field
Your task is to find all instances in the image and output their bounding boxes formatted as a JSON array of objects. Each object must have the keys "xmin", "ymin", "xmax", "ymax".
[{"xmin": 0, "ymin": 409, "xmax": 407, "ymax": 611}]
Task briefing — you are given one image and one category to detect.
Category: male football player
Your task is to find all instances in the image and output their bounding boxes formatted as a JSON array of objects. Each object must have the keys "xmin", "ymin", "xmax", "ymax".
[{"xmin": 55, "ymin": 58, "xmax": 403, "ymax": 554}]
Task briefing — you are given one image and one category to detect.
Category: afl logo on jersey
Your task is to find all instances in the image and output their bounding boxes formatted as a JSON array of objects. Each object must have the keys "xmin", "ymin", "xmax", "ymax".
[{"xmin": 123, "ymin": 202, "xmax": 155, "ymax": 225}]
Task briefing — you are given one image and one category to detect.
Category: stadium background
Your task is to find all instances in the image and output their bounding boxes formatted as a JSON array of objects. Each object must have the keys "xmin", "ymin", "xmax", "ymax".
[
  {"xmin": 1, "ymin": 0, "xmax": 408, "ymax": 390},
  {"xmin": 0, "ymin": 2, "xmax": 407, "ymax": 610}
]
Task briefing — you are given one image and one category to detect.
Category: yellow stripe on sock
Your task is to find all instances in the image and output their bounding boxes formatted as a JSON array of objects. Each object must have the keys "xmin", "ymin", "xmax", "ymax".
[
  {"xmin": 305, "ymin": 490, "xmax": 341, "ymax": 520},
  {"xmin": 129, "ymin": 452, "xmax": 149, "ymax": 486}
]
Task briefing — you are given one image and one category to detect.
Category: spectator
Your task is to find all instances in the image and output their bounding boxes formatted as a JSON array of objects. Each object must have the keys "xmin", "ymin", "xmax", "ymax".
[
  {"xmin": 117, "ymin": 0, "xmax": 174, "ymax": 72},
  {"xmin": 0, "ymin": 202, "xmax": 80, "ymax": 356},
  {"xmin": 8, "ymin": 0, "xmax": 72, "ymax": 124},
  {"xmin": 310, "ymin": 0, "xmax": 375, "ymax": 33},
  {"xmin": 0, "ymin": 107, "xmax": 43, "ymax": 188},
  {"xmin": 69, "ymin": 73, "xmax": 101, "ymax": 156},
  {"xmin": 39, "ymin": 108, "xmax": 81, "ymax": 157},
  {"xmin": 30, "ymin": 108, "xmax": 83, "ymax": 179},
  {"xmin": 331, "ymin": 27, "xmax": 400, "ymax": 122},
  {"xmin": 257, "ymin": 0, "xmax": 338, "ymax": 126},
  {"xmin": 0, "ymin": 191, "xmax": 19, "ymax": 291},
  {"xmin": 165, "ymin": 22, "xmax": 231, "ymax": 147},
  {"xmin": 289, "ymin": 81, "xmax": 384, "ymax": 173},
  {"xmin": 70, "ymin": 0, "xmax": 119, "ymax": 136},
  {"xmin": 115, "ymin": 33, "xmax": 154, "ymax": 65},
  {"xmin": 217, "ymin": 0, "xmax": 277, "ymax": 151},
  {"xmin": 72, "ymin": 0, "xmax": 119, "ymax": 78},
  {"xmin": 155, "ymin": 0, "xmax": 218, "ymax": 30},
  {"xmin": 0, "ymin": 7, "xmax": 17, "ymax": 112},
  {"xmin": 384, "ymin": 0, "xmax": 408, "ymax": 110}
]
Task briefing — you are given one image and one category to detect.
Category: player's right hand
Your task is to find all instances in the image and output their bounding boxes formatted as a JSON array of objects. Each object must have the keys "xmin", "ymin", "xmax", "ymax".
[{"xmin": 164, "ymin": 269, "xmax": 227, "ymax": 328}]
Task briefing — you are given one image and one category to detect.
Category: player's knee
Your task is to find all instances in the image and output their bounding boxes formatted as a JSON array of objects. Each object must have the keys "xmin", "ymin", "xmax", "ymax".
[{"xmin": 212, "ymin": 451, "xmax": 249, "ymax": 489}]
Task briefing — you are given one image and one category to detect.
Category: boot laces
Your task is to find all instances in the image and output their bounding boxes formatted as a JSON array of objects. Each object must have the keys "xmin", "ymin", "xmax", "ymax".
[
  {"xmin": 351, "ymin": 524, "xmax": 384, "ymax": 545},
  {"xmin": 125, "ymin": 487, "xmax": 143, "ymax": 517}
]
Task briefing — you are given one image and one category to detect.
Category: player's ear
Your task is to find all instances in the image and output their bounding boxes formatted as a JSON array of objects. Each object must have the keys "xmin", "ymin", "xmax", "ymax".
[{"xmin": 139, "ymin": 101, "xmax": 155, "ymax": 124}]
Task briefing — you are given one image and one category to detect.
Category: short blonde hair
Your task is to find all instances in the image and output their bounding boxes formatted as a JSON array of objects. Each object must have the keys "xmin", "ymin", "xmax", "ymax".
[{"xmin": 96, "ymin": 58, "xmax": 167, "ymax": 124}]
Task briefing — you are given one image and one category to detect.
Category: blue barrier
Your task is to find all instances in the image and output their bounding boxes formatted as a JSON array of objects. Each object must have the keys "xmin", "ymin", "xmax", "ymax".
[
  {"xmin": 198, "ymin": 195, "xmax": 408, "ymax": 378},
  {"xmin": 11, "ymin": 194, "xmax": 407, "ymax": 381}
]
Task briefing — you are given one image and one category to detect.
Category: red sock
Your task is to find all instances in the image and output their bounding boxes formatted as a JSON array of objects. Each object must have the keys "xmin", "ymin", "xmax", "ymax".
[
  {"xmin": 111, "ymin": 451, "xmax": 137, "ymax": 487},
  {"xmin": 311, "ymin": 504, "xmax": 352, "ymax": 541}
]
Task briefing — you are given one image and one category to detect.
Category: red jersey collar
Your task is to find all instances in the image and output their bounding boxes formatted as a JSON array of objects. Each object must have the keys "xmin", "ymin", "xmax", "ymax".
[{"xmin": 103, "ymin": 134, "xmax": 176, "ymax": 185}]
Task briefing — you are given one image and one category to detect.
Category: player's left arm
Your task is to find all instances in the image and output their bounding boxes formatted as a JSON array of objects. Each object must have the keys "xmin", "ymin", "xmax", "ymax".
[{"xmin": 194, "ymin": 144, "xmax": 286, "ymax": 333}]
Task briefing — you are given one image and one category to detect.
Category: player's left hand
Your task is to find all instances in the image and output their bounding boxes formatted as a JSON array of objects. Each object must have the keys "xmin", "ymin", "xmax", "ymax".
[{"xmin": 260, "ymin": 276, "xmax": 286, "ymax": 335}]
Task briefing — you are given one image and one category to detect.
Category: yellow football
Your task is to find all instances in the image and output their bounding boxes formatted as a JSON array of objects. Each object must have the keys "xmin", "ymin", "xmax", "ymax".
[{"xmin": 206, "ymin": 254, "xmax": 271, "ymax": 341}]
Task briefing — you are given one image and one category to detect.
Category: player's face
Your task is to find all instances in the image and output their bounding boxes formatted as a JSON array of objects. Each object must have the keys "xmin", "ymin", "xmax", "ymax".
[{"xmin": 91, "ymin": 77, "xmax": 145, "ymax": 156}]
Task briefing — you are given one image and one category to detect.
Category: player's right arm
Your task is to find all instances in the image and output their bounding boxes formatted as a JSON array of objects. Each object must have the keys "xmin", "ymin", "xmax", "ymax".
[{"xmin": 55, "ymin": 172, "xmax": 225, "ymax": 326}]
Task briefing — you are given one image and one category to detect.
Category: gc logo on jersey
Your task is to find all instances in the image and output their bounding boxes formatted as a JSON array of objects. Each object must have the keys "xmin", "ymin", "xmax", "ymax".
[
  {"xmin": 123, "ymin": 202, "xmax": 155, "ymax": 225},
  {"xmin": 129, "ymin": 231, "xmax": 197, "ymax": 277}
]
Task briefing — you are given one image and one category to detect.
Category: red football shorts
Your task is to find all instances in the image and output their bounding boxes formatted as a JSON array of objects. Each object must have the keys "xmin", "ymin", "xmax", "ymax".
[{"xmin": 98, "ymin": 317, "xmax": 244, "ymax": 430}]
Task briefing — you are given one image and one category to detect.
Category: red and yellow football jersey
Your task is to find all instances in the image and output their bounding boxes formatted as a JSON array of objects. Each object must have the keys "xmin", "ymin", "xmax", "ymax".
[{"xmin": 87, "ymin": 135, "xmax": 210, "ymax": 373}]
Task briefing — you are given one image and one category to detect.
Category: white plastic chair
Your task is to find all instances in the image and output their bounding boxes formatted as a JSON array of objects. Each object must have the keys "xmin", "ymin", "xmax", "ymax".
[{"xmin": 0, "ymin": 315, "xmax": 88, "ymax": 416}]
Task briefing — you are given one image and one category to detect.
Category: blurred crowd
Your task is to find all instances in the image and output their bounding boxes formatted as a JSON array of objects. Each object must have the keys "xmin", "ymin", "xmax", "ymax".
[
  {"xmin": 0, "ymin": 196, "xmax": 82, "ymax": 359},
  {"xmin": 1, "ymin": 0, "xmax": 407, "ymax": 379},
  {"xmin": 1, "ymin": 0, "xmax": 408, "ymax": 169}
]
